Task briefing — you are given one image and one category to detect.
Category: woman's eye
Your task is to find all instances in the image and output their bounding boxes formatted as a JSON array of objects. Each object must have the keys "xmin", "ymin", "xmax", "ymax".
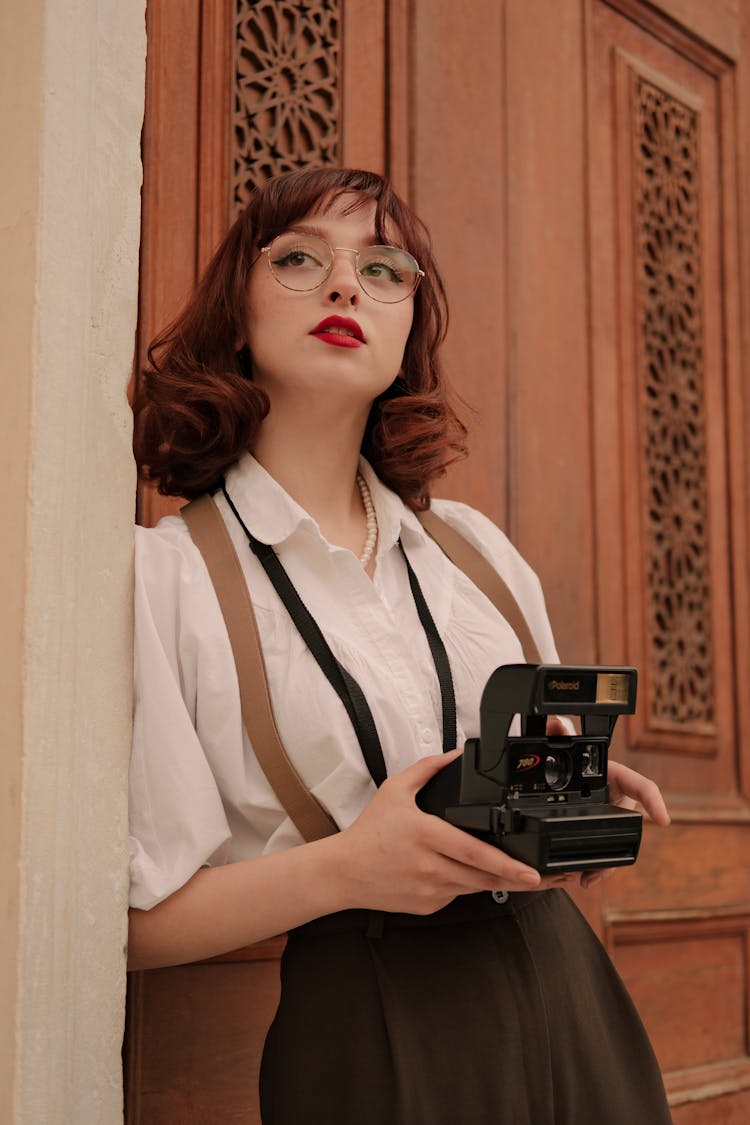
[
  {"xmin": 360, "ymin": 260, "xmax": 403, "ymax": 283},
  {"xmin": 275, "ymin": 249, "xmax": 320, "ymax": 269}
]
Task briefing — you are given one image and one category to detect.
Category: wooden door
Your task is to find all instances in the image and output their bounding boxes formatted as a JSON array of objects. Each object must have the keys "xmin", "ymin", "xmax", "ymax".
[
  {"xmin": 586, "ymin": 4, "xmax": 750, "ymax": 1119},
  {"xmin": 451, "ymin": 2, "xmax": 749, "ymax": 1120},
  {"xmin": 127, "ymin": 2, "xmax": 750, "ymax": 1121}
]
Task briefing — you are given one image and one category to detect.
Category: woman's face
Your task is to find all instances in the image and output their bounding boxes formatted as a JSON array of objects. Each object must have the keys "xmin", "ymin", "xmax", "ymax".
[{"xmin": 242, "ymin": 194, "xmax": 415, "ymax": 412}]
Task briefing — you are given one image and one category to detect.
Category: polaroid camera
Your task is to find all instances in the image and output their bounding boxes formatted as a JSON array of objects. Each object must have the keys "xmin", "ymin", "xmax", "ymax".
[{"xmin": 416, "ymin": 664, "xmax": 642, "ymax": 874}]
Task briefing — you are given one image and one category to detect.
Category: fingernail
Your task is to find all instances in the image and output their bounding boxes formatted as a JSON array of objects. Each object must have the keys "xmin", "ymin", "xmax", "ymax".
[
  {"xmin": 584, "ymin": 872, "xmax": 603, "ymax": 888},
  {"xmin": 520, "ymin": 872, "xmax": 541, "ymax": 887}
]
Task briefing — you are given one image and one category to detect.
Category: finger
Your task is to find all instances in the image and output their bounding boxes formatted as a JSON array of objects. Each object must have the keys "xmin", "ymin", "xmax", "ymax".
[
  {"xmin": 395, "ymin": 747, "xmax": 463, "ymax": 795},
  {"xmin": 613, "ymin": 794, "xmax": 638, "ymax": 812},
  {"xmin": 431, "ymin": 854, "xmax": 540, "ymax": 896},
  {"xmin": 540, "ymin": 873, "xmax": 578, "ymax": 888},
  {"xmin": 423, "ymin": 816, "xmax": 541, "ymax": 888},
  {"xmin": 609, "ymin": 762, "xmax": 671, "ymax": 826},
  {"xmin": 546, "ymin": 715, "xmax": 575, "ymax": 735},
  {"xmin": 580, "ymin": 867, "xmax": 616, "ymax": 889}
]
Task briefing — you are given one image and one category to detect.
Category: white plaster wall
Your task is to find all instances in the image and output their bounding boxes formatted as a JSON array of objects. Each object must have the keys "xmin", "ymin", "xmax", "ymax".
[
  {"xmin": 1, "ymin": 0, "xmax": 145, "ymax": 1121},
  {"xmin": 0, "ymin": 0, "xmax": 43, "ymax": 1116}
]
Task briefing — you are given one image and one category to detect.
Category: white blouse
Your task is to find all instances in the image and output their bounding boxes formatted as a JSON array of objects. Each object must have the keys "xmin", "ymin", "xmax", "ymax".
[{"xmin": 129, "ymin": 453, "xmax": 560, "ymax": 910}]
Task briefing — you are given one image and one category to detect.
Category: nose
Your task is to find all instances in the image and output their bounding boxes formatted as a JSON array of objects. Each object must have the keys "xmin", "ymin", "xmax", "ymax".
[{"xmin": 324, "ymin": 247, "xmax": 360, "ymax": 307}]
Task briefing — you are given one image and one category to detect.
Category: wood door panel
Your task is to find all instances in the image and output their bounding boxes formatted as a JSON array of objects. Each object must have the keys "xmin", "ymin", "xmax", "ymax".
[
  {"xmin": 500, "ymin": 0, "xmax": 597, "ymax": 658},
  {"xmin": 673, "ymin": 1092, "xmax": 750, "ymax": 1125},
  {"xmin": 590, "ymin": 2, "xmax": 739, "ymax": 796},
  {"xmin": 127, "ymin": 957, "xmax": 281, "ymax": 1124},
  {"xmin": 605, "ymin": 821, "xmax": 750, "ymax": 912},
  {"xmin": 410, "ymin": 0, "xmax": 510, "ymax": 530},
  {"xmin": 613, "ymin": 930, "xmax": 746, "ymax": 1071}
]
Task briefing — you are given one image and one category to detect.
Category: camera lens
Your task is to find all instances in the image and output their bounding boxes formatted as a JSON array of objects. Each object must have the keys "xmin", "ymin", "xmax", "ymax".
[{"xmin": 544, "ymin": 751, "xmax": 572, "ymax": 791}]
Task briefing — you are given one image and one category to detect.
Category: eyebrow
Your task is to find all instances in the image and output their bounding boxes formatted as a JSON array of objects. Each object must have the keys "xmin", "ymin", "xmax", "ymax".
[{"xmin": 285, "ymin": 223, "xmax": 404, "ymax": 250}]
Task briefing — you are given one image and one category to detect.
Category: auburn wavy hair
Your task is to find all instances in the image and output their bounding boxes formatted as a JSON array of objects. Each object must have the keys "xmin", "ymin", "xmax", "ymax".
[{"xmin": 133, "ymin": 167, "xmax": 467, "ymax": 507}]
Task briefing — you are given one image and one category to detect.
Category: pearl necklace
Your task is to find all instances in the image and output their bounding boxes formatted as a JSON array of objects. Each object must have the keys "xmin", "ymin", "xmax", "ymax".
[{"xmin": 356, "ymin": 472, "xmax": 378, "ymax": 567}]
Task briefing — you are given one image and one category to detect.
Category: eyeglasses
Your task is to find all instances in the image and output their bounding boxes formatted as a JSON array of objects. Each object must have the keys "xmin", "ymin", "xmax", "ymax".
[{"xmin": 260, "ymin": 232, "xmax": 424, "ymax": 303}]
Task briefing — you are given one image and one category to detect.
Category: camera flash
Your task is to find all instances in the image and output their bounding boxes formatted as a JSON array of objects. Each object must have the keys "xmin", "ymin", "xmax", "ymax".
[{"xmin": 595, "ymin": 673, "xmax": 631, "ymax": 705}]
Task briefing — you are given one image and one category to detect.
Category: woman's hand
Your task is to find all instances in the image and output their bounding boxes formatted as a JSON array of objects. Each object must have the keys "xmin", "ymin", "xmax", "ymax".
[
  {"xmin": 579, "ymin": 757, "xmax": 671, "ymax": 889},
  {"xmin": 336, "ymin": 749, "xmax": 574, "ymax": 916}
]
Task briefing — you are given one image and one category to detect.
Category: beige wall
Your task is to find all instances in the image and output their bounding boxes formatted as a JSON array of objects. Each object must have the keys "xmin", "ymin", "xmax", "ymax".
[{"xmin": 0, "ymin": 1, "xmax": 145, "ymax": 1121}]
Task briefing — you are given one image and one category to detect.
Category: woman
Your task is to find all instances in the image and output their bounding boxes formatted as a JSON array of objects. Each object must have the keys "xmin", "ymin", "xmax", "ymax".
[{"xmin": 130, "ymin": 167, "xmax": 672, "ymax": 1123}]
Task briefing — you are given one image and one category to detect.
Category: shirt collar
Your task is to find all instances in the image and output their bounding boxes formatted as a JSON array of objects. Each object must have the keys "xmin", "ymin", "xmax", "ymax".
[{"xmin": 222, "ymin": 452, "xmax": 425, "ymax": 554}]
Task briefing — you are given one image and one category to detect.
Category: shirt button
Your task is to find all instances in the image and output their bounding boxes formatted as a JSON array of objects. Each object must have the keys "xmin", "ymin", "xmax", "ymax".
[{"xmin": 421, "ymin": 728, "xmax": 434, "ymax": 743}]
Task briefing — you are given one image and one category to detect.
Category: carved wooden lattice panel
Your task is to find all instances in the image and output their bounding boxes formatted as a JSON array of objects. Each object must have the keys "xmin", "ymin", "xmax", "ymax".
[
  {"xmin": 232, "ymin": 0, "xmax": 341, "ymax": 211},
  {"xmin": 633, "ymin": 77, "xmax": 713, "ymax": 731}
]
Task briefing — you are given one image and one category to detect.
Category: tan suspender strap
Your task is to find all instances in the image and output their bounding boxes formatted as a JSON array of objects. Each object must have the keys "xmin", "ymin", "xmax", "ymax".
[
  {"xmin": 416, "ymin": 508, "xmax": 543, "ymax": 666},
  {"xmin": 181, "ymin": 494, "xmax": 339, "ymax": 843}
]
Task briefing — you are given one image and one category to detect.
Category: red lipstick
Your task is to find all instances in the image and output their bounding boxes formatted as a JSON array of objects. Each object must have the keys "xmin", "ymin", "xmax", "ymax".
[{"xmin": 309, "ymin": 315, "xmax": 365, "ymax": 348}]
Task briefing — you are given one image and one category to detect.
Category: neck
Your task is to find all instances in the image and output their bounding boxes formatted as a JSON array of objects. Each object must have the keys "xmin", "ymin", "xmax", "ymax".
[{"xmin": 250, "ymin": 398, "xmax": 371, "ymax": 549}]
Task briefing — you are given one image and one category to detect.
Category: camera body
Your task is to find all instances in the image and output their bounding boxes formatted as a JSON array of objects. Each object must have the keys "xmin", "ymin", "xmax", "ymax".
[{"xmin": 416, "ymin": 664, "xmax": 643, "ymax": 874}]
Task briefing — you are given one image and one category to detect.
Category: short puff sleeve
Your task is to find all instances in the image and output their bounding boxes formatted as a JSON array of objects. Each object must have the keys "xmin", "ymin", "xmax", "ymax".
[{"xmin": 129, "ymin": 519, "xmax": 233, "ymax": 910}]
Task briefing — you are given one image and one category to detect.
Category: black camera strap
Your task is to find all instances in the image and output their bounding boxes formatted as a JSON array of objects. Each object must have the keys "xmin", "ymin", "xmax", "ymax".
[
  {"xmin": 401, "ymin": 544, "xmax": 457, "ymax": 754},
  {"xmin": 221, "ymin": 484, "xmax": 457, "ymax": 787}
]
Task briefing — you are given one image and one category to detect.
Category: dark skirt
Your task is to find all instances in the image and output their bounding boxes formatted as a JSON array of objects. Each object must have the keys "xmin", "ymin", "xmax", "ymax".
[{"xmin": 260, "ymin": 889, "xmax": 672, "ymax": 1124}]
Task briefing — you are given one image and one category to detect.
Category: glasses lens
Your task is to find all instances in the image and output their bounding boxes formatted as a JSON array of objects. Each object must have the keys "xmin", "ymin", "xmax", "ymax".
[
  {"xmin": 267, "ymin": 233, "xmax": 332, "ymax": 291},
  {"xmin": 358, "ymin": 246, "xmax": 420, "ymax": 303}
]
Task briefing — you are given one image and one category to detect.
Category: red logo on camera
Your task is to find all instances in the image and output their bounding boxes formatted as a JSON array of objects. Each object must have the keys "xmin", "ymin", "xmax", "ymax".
[{"xmin": 515, "ymin": 754, "xmax": 541, "ymax": 771}]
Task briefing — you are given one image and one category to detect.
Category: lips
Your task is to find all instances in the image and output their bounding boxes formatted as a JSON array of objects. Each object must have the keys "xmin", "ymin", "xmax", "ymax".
[{"xmin": 310, "ymin": 315, "xmax": 365, "ymax": 348}]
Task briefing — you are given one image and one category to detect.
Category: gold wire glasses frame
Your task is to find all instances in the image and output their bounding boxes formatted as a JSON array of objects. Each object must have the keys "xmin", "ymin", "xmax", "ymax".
[{"xmin": 260, "ymin": 233, "xmax": 424, "ymax": 304}]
